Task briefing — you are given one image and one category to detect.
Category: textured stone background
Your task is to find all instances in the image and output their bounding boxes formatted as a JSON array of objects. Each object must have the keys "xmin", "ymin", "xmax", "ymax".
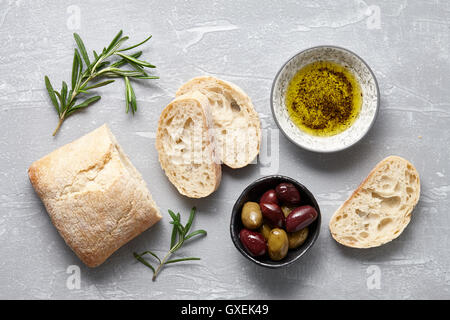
[{"xmin": 0, "ymin": 0, "xmax": 449, "ymax": 299}]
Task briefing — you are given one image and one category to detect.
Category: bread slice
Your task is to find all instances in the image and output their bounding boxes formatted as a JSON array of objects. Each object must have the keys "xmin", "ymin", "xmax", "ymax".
[
  {"xmin": 176, "ymin": 76, "xmax": 261, "ymax": 169},
  {"xmin": 28, "ymin": 124, "xmax": 162, "ymax": 267},
  {"xmin": 156, "ymin": 91, "xmax": 222, "ymax": 198},
  {"xmin": 329, "ymin": 156, "xmax": 420, "ymax": 248}
]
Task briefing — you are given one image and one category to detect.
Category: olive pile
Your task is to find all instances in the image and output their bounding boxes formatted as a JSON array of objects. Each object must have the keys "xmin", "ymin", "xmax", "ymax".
[{"xmin": 239, "ymin": 182, "xmax": 318, "ymax": 261}]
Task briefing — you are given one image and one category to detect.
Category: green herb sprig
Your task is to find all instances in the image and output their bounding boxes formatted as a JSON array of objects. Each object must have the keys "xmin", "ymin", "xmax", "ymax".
[
  {"xmin": 134, "ymin": 207, "xmax": 207, "ymax": 281},
  {"xmin": 44, "ymin": 30, "xmax": 158, "ymax": 136}
]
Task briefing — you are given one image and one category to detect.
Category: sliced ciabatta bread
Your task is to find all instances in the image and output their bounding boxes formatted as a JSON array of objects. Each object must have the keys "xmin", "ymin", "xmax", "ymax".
[
  {"xmin": 156, "ymin": 91, "xmax": 221, "ymax": 198},
  {"xmin": 329, "ymin": 156, "xmax": 420, "ymax": 248},
  {"xmin": 176, "ymin": 76, "xmax": 261, "ymax": 169}
]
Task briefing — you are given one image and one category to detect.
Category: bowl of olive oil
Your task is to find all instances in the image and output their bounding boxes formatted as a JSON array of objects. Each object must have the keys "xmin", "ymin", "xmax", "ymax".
[{"xmin": 271, "ymin": 46, "xmax": 379, "ymax": 152}]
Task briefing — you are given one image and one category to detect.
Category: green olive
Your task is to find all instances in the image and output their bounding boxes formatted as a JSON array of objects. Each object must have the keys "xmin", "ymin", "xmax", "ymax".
[
  {"xmin": 259, "ymin": 223, "xmax": 272, "ymax": 241},
  {"xmin": 281, "ymin": 205, "xmax": 295, "ymax": 218},
  {"xmin": 241, "ymin": 202, "xmax": 263, "ymax": 230},
  {"xmin": 288, "ymin": 227, "xmax": 309, "ymax": 249},
  {"xmin": 268, "ymin": 228, "xmax": 289, "ymax": 261}
]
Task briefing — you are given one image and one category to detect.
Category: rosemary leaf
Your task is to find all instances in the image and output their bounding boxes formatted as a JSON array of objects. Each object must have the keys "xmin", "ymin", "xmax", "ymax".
[
  {"xmin": 54, "ymin": 91, "xmax": 65, "ymax": 112},
  {"xmin": 83, "ymin": 79, "xmax": 115, "ymax": 90},
  {"xmin": 74, "ymin": 48, "xmax": 83, "ymax": 74},
  {"xmin": 134, "ymin": 76, "xmax": 160, "ymax": 80},
  {"xmin": 138, "ymin": 251, "xmax": 162, "ymax": 264},
  {"xmin": 118, "ymin": 35, "xmax": 152, "ymax": 52},
  {"xmin": 126, "ymin": 60, "xmax": 148, "ymax": 77},
  {"xmin": 168, "ymin": 209, "xmax": 179, "ymax": 222},
  {"xmin": 61, "ymin": 81, "xmax": 68, "ymax": 107},
  {"xmin": 124, "ymin": 76, "xmax": 131, "ymax": 113},
  {"xmin": 169, "ymin": 212, "xmax": 185, "ymax": 235},
  {"xmin": 111, "ymin": 51, "xmax": 143, "ymax": 68},
  {"xmin": 170, "ymin": 221, "xmax": 178, "ymax": 249},
  {"xmin": 184, "ymin": 207, "xmax": 196, "ymax": 235},
  {"xmin": 134, "ymin": 207, "xmax": 207, "ymax": 281},
  {"xmin": 165, "ymin": 257, "xmax": 201, "ymax": 264},
  {"xmin": 106, "ymin": 30, "xmax": 123, "ymax": 53},
  {"xmin": 133, "ymin": 252, "xmax": 156, "ymax": 273},
  {"xmin": 44, "ymin": 30, "xmax": 158, "ymax": 135},
  {"xmin": 115, "ymin": 52, "xmax": 156, "ymax": 68},
  {"xmin": 96, "ymin": 61, "xmax": 111, "ymax": 70},
  {"xmin": 66, "ymin": 96, "xmax": 101, "ymax": 116},
  {"xmin": 73, "ymin": 33, "xmax": 90, "ymax": 67},
  {"xmin": 105, "ymin": 68, "xmax": 144, "ymax": 77},
  {"xmin": 44, "ymin": 76, "xmax": 60, "ymax": 115},
  {"xmin": 71, "ymin": 50, "xmax": 79, "ymax": 90},
  {"xmin": 105, "ymin": 36, "xmax": 129, "ymax": 57},
  {"xmin": 130, "ymin": 81, "xmax": 137, "ymax": 114},
  {"xmin": 185, "ymin": 229, "xmax": 207, "ymax": 240}
]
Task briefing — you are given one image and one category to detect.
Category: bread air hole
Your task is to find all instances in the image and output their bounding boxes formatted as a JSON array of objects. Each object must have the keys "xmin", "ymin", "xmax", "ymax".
[
  {"xmin": 343, "ymin": 236, "xmax": 357, "ymax": 243},
  {"xmin": 380, "ymin": 175, "xmax": 394, "ymax": 189},
  {"xmin": 359, "ymin": 231, "xmax": 369, "ymax": 238},
  {"xmin": 382, "ymin": 196, "xmax": 401, "ymax": 209},
  {"xmin": 356, "ymin": 209, "xmax": 367, "ymax": 218},
  {"xmin": 377, "ymin": 218, "xmax": 392, "ymax": 231},
  {"xmin": 184, "ymin": 117, "xmax": 193, "ymax": 130},
  {"xmin": 371, "ymin": 191, "xmax": 401, "ymax": 209},
  {"xmin": 406, "ymin": 186, "xmax": 414, "ymax": 196},
  {"xmin": 405, "ymin": 169, "xmax": 416, "ymax": 184},
  {"xmin": 230, "ymin": 99, "xmax": 241, "ymax": 112}
]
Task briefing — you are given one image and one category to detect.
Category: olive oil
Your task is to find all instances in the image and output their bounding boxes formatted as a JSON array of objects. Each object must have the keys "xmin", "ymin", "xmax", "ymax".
[{"xmin": 285, "ymin": 60, "xmax": 362, "ymax": 137}]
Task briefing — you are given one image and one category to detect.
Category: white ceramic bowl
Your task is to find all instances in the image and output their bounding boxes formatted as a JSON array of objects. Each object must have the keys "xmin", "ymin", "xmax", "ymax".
[{"xmin": 271, "ymin": 46, "xmax": 379, "ymax": 153}]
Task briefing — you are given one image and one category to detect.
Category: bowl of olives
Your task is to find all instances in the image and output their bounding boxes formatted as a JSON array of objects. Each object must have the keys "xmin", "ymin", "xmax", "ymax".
[{"xmin": 230, "ymin": 175, "xmax": 321, "ymax": 268}]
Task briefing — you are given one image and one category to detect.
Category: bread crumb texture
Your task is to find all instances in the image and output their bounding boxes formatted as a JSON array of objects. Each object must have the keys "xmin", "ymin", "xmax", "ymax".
[
  {"xmin": 156, "ymin": 92, "xmax": 222, "ymax": 198},
  {"xmin": 28, "ymin": 124, "xmax": 161, "ymax": 267},
  {"xmin": 329, "ymin": 156, "xmax": 420, "ymax": 248},
  {"xmin": 176, "ymin": 76, "xmax": 261, "ymax": 168}
]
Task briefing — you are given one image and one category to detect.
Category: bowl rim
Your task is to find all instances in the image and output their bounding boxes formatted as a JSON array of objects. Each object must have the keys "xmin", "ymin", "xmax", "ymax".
[
  {"xmin": 270, "ymin": 45, "xmax": 380, "ymax": 153},
  {"xmin": 229, "ymin": 175, "xmax": 321, "ymax": 268}
]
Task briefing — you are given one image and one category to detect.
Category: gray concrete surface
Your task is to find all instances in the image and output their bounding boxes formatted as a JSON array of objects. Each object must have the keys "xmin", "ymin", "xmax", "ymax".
[{"xmin": 0, "ymin": 0, "xmax": 449, "ymax": 299}]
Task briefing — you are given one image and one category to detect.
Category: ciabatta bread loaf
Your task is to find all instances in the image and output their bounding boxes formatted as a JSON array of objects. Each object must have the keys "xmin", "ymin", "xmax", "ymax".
[
  {"xmin": 156, "ymin": 91, "xmax": 222, "ymax": 198},
  {"xmin": 28, "ymin": 124, "xmax": 162, "ymax": 267},
  {"xmin": 176, "ymin": 76, "xmax": 261, "ymax": 169},
  {"xmin": 329, "ymin": 156, "xmax": 420, "ymax": 248}
]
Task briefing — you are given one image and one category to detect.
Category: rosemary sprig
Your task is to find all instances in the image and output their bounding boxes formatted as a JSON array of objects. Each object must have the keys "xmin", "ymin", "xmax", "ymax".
[
  {"xmin": 44, "ymin": 30, "xmax": 158, "ymax": 136},
  {"xmin": 133, "ymin": 207, "xmax": 207, "ymax": 281}
]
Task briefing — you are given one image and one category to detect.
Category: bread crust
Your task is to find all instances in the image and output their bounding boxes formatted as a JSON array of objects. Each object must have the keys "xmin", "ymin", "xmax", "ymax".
[
  {"xmin": 156, "ymin": 91, "xmax": 222, "ymax": 198},
  {"xmin": 329, "ymin": 156, "xmax": 420, "ymax": 248},
  {"xmin": 28, "ymin": 124, "xmax": 162, "ymax": 267},
  {"xmin": 176, "ymin": 76, "xmax": 261, "ymax": 168}
]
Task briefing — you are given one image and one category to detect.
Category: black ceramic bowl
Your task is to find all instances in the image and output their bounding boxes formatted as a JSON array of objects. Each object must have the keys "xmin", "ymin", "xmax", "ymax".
[{"xmin": 230, "ymin": 175, "xmax": 321, "ymax": 268}]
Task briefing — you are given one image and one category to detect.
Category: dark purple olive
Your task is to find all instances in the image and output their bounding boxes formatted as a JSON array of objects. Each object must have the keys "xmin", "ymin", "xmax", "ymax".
[
  {"xmin": 286, "ymin": 205, "xmax": 318, "ymax": 232},
  {"xmin": 260, "ymin": 203, "xmax": 285, "ymax": 228},
  {"xmin": 275, "ymin": 183, "xmax": 301, "ymax": 205},
  {"xmin": 260, "ymin": 189, "xmax": 278, "ymax": 205},
  {"xmin": 239, "ymin": 229, "xmax": 267, "ymax": 256}
]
